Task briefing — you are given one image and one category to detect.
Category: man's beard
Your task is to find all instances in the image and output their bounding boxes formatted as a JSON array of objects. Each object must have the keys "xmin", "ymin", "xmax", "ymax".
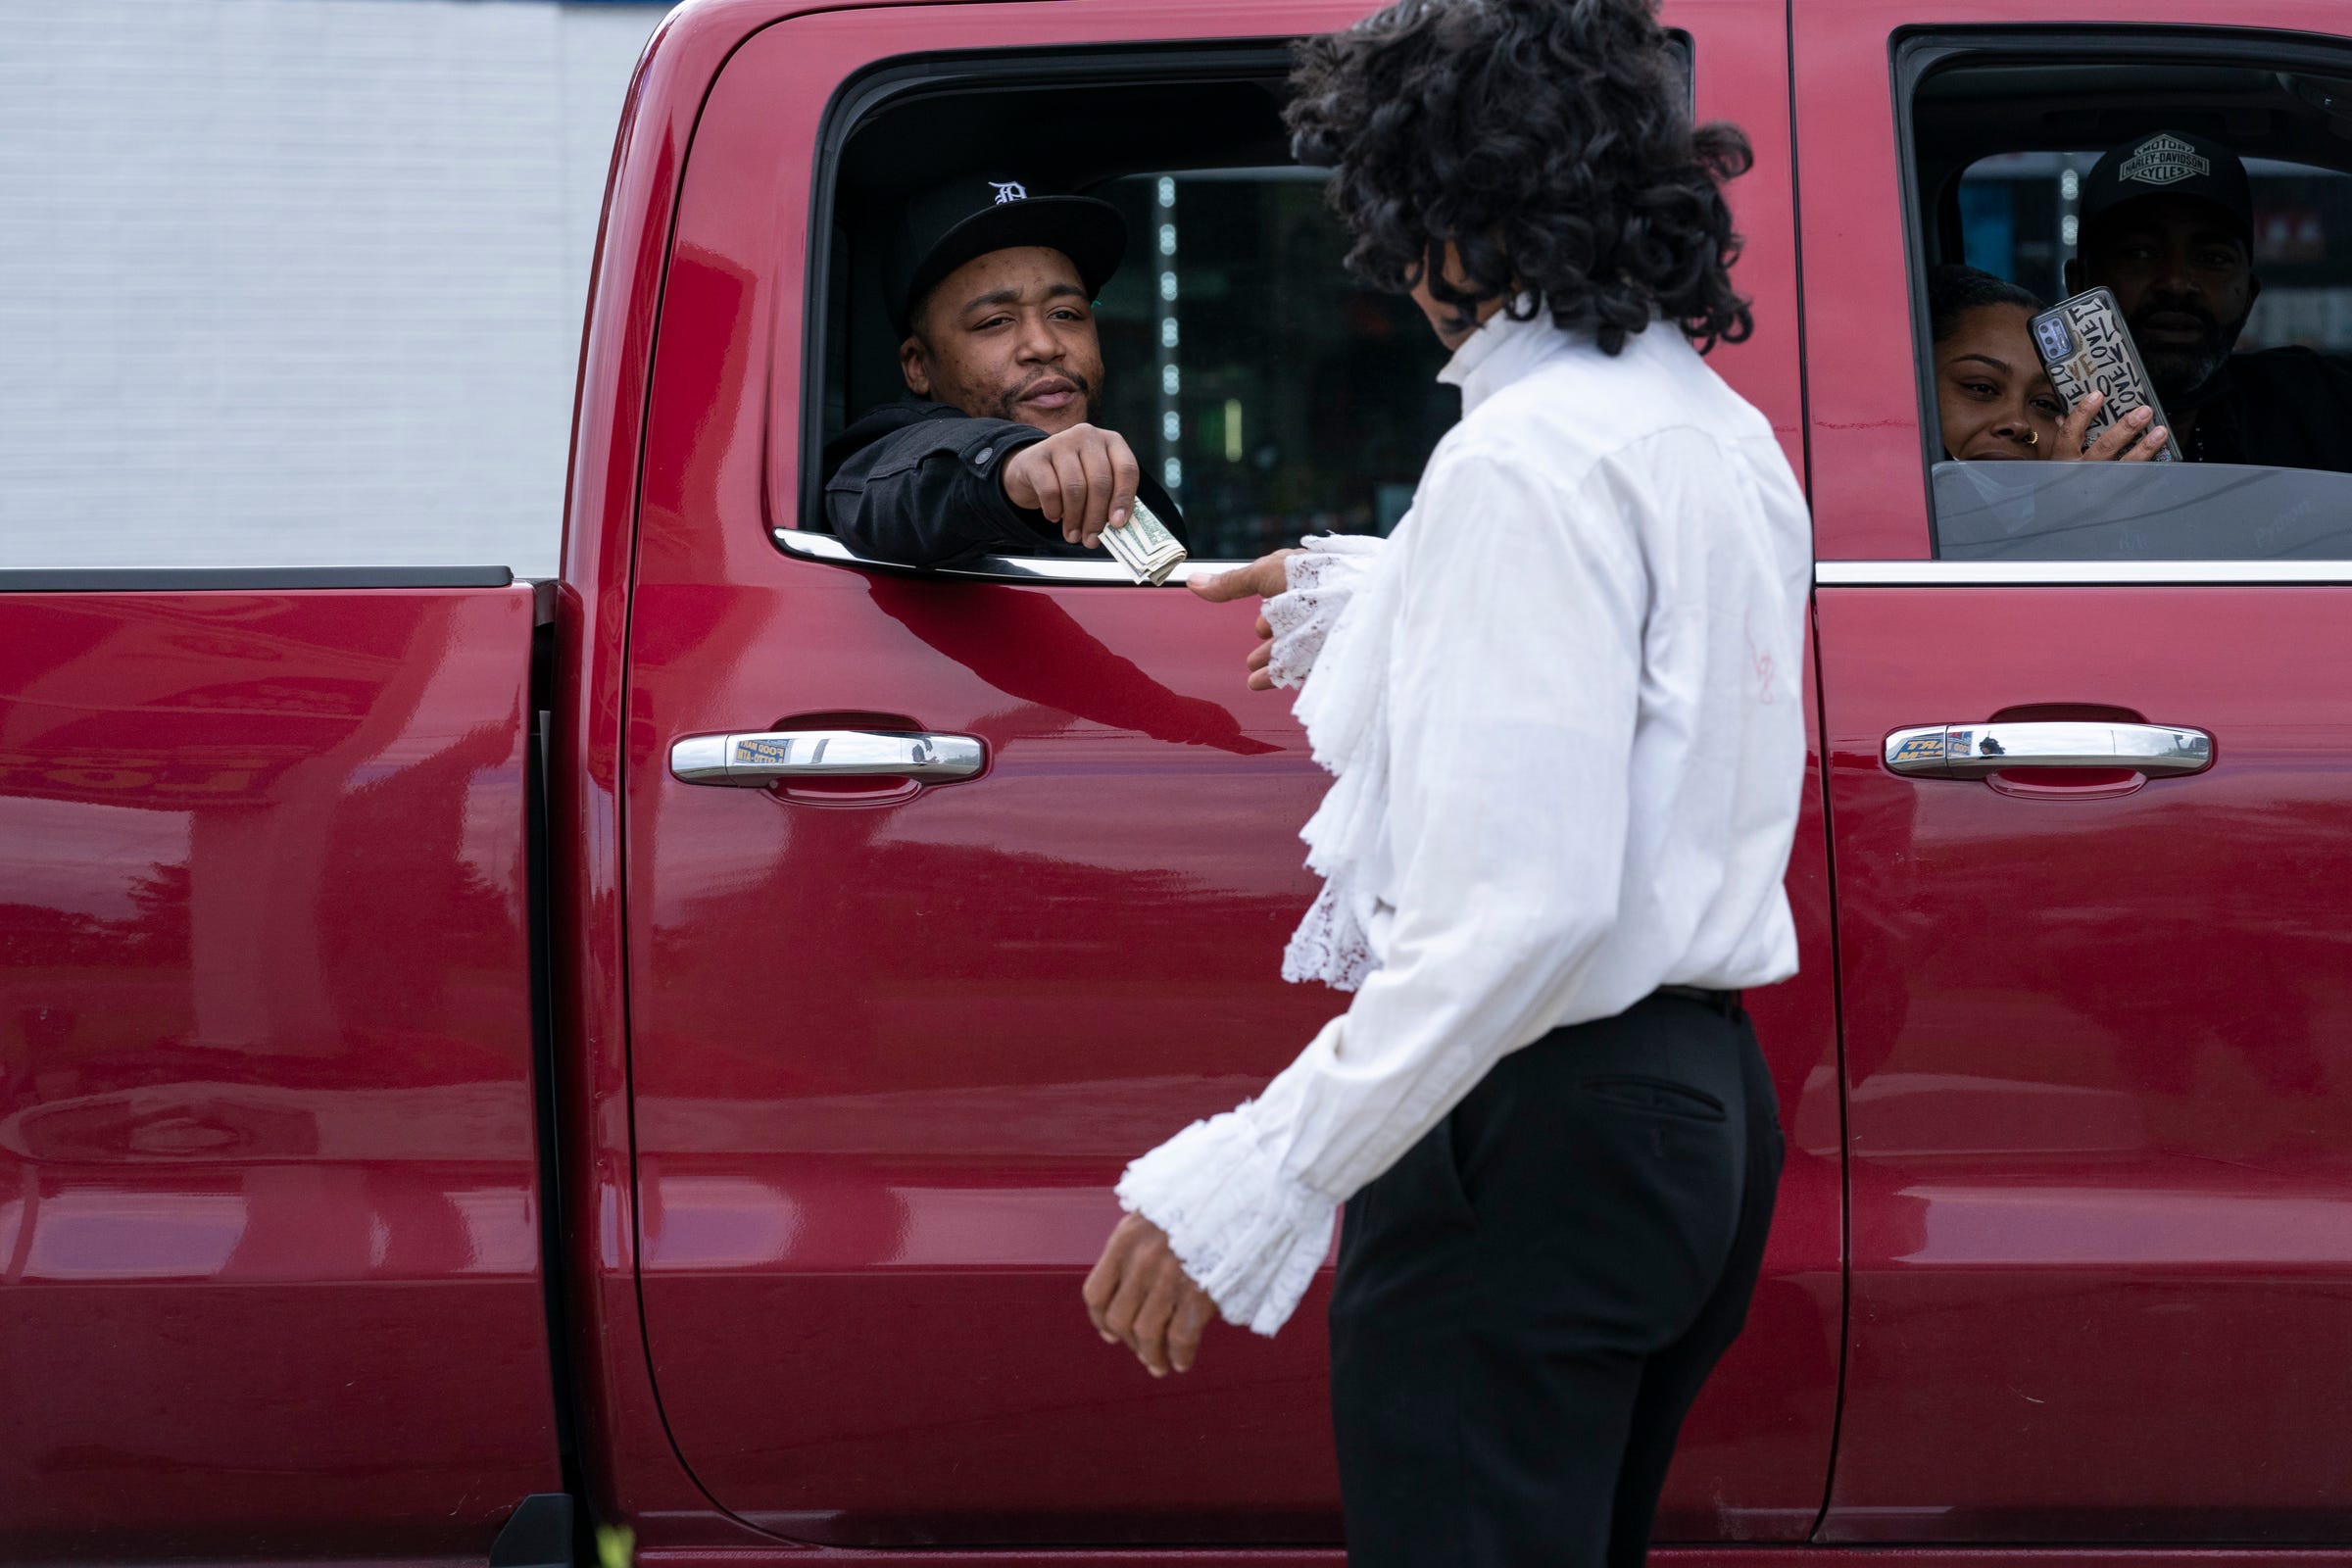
[
  {"xmin": 2129, "ymin": 291, "xmax": 2250, "ymax": 402},
  {"xmin": 985, "ymin": 368, "xmax": 1098, "ymax": 424}
]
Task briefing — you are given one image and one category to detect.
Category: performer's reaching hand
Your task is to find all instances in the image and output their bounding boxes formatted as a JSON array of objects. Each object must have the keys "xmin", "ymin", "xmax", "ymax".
[
  {"xmin": 1187, "ymin": 548, "xmax": 1298, "ymax": 691},
  {"xmin": 1084, "ymin": 1213, "xmax": 1217, "ymax": 1376}
]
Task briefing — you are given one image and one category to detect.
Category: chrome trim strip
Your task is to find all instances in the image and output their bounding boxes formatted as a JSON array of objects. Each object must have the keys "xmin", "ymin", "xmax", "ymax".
[
  {"xmin": 937, "ymin": 556, "xmax": 1183, "ymax": 586},
  {"xmin": 782, "ymin": 537, "xmax": 2352, "ymax": 588},
  {"xmin": 1817, "ymin": 560, "xmax": 2352, "ymax": 586},
  {"xmin": 773, "ymin": 526, "xmax": 1244, "ymax": 585},
  {"xmin": 773, "ymin": 528, "xmax": 864, "ymax": 564}
]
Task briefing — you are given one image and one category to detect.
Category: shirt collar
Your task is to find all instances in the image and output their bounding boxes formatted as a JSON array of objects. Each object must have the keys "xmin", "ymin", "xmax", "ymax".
[{"xmin": 1435, "ymin": 298, "xmax": 1572, "ymax": 415}]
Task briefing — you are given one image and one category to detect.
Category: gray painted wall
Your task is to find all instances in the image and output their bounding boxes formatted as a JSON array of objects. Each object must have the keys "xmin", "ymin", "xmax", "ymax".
[{"xmin": 0, "ymin": 0, "xmax": 663, "ymax": 576}]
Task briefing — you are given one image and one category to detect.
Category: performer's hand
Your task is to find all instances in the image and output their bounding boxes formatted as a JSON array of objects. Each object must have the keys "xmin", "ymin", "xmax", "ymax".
[
  {"xmin": 1001, "ymin": 424, "xmax": 1142, "ymax": 549},
  {"xmin": 1187, "ymin": 548, "xmax": 1298, "ymax": 691},
  {"xmin": 1084, "ymin": 1212, "xmax": 1216, "ymax": 1377}
]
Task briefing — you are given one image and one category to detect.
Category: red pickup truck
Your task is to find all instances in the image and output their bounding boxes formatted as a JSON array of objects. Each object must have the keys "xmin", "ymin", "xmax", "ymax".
[{"xmin": 10, "ymin": 0, "xmax": 2352, "ymax": 1563}]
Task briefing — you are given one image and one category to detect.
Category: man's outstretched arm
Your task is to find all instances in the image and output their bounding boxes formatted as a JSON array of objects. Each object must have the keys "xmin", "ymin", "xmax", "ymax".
[
  {"xmin": 826, "ymin": 419, "xmax": 1151, "ymax": 566},
  {"xmin": 825, "ymin": 416, "xmax": 1050, "ymax": 566}
]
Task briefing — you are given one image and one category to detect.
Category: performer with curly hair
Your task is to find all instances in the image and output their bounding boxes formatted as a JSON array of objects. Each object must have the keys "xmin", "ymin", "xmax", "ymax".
[{"xmin": 1083, "ymin": 2, "xmax": 1811, "ymax": 1562}]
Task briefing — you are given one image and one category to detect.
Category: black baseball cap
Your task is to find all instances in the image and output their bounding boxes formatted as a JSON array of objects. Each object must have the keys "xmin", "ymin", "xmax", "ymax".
[
  {"xmin": 884, "ymin": 174, "xmax": 1127, "ymax": 335},
  {"xmin": 2078, "ymin": 129, "xmax": 2254, "ymax": 247}
]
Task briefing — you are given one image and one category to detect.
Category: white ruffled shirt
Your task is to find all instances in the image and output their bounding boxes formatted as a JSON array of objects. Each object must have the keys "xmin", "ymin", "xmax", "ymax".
[{"xmin": 1117, "ymin": 308, "xmax": 1813, "ymax": 1336}]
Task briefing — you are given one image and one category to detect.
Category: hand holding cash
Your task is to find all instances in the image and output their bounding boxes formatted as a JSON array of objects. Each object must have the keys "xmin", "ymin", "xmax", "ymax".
[
  {"xmin": 1000, "ymin": 424, "xmax": 1190, "ymax": 583},
  {"xmin": 1001, "ymin": 423, "xmax": 1139, "ymax": 543}
]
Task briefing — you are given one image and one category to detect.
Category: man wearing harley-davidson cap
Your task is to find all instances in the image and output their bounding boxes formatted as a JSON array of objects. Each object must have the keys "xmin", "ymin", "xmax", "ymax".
[
  {"xmin": 2069, "ymin": 128, "xmax": 2352, "ymax": 469},
  {"xmin": 823, "ymin": 175, "xmax": 1187, "ymax": 566}
]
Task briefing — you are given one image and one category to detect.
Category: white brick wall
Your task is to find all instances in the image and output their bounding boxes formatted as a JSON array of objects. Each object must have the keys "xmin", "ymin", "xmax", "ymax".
[{"xmin": 0, "ymin": 0, "xmax": 662, "ymax": 575}]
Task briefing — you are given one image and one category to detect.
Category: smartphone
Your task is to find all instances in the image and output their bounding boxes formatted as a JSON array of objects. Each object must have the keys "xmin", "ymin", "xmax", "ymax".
[{"xmin": 2027, "ymin": 287, "xmax": 2179, "ymax": 461}]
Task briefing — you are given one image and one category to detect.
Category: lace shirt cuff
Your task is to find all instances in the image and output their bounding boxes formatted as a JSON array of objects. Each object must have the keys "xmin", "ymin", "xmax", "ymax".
[
  {"xmin": 1263, "ymin": 533, "xmax": 1386, "ymax": 689},
  {"xmin": 1115, "ymin": 1108, "xmax": 1338, "ymax": 1338}
]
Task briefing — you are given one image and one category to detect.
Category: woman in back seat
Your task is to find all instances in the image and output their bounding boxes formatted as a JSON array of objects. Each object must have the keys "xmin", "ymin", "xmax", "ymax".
[{"xmin": 1928, "ymin": 263, "xmax": 2171, "ymax": 462}]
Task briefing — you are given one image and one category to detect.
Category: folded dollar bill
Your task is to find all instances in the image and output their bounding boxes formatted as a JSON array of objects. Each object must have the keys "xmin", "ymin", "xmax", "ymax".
[{"xmin": 1101, "ymin": 498, "xmax": 1188, "ymax": 586}]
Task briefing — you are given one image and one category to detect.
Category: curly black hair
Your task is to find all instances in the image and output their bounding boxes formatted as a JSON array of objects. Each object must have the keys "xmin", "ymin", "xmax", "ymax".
[{"xmin": 1286, "ymin": 0, "xmax": 1753, "ymax": 355}]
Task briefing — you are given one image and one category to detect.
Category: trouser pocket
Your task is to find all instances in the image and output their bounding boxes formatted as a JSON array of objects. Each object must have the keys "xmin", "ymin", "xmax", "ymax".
[{"xmin": 1577, "ymin": 1073, "xmax": 1730, "ymax": 1122}]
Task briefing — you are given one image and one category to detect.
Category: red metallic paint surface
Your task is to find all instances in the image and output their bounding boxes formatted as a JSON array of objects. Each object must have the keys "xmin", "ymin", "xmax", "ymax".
[
  {"xmin": 554, "ymin": 0, "xmax": 810, "ymax": 1544},
  {"xmin": 1819, "ymin": 588, "xmax": 2352, "ymax": 1543},
  {"xmin": 1793, "ymin": 0, "xmax": 2352, "ymax": 561},
  {"xmin": 0, "ymin": 588, "xmax": 559, "ymax": 1559},
  {"xmin": 554, "ymin": 1, "xmax": 1127, "ymax": 1545},
  {"xmin": 610, "ymin": 0, "xmax": 1837, "ymax": 1548},
  {"xmin": 1799, "ymin": 0, "xmax": 2352, "ymax": 1540}
]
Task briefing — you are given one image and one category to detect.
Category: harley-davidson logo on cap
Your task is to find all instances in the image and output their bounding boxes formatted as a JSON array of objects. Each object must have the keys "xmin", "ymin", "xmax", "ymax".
[{"xmin": 2119, "ymin": 133, "xmax": 2211, "ymax": 188}]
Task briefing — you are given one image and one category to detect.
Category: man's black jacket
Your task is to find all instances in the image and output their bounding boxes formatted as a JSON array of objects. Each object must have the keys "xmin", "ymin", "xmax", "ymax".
[
  {"xmin": 2185, "ymin": 346, "xmax": 2352, "ymax": 469},
  {"xmin": 822, "ymin": 398, "xmax": 1188, "ymax": 568}
]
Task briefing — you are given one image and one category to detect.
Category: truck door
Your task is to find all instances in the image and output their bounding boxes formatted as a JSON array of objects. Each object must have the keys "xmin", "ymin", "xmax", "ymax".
[
  {"xmin": 618, "ymin": 0, "xmax": 1838, "ymax": 1547},
  {"xmin": 0, "ymin": 573, "xmax": 560, "ymax": 1560},
  {"xmin": 1800, "ymin": 4, "xmax": 2352, "ymax": 1542}
]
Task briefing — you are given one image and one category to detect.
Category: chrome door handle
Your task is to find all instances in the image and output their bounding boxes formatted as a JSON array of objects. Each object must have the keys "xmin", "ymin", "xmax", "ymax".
[
  {"xmin": 669, "ymin": 729, "xmax": 985, "ymax": 785},
  {"xmin": 1886, "ymin": 721, "xmax": 2213, "ymax": 779}
]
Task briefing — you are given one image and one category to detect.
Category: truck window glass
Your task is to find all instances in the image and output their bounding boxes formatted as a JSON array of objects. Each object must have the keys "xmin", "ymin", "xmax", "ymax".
[
  {"xmin": 1083, "ymin": 169, "xmax": 1450, "ymax": 559},
  {"xmin": 796, "ymin": 38, "xmax": 1687, "ymax": 572},
  {"xmin": 1904, "ymin": 40, "xmax": 2352, "ymax": 562}
]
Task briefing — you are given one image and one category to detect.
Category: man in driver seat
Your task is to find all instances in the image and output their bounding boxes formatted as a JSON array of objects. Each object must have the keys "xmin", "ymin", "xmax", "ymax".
[{"xmin": 823, "ymin": 175, "xmax": 1187, "ymax": 567}]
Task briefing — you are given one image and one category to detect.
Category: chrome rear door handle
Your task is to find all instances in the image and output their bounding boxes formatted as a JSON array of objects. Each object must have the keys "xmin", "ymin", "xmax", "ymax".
[
  {"xmin": 1885, "ymin": 721, "xmax": 2213, "ymax": 779},
  {"xmin": 669, "ymin": 729, "xmax": 985, "ymax": 786}
]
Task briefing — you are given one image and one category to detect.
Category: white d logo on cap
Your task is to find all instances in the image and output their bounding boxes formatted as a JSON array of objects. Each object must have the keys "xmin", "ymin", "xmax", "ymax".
[
  {"xmin": 990, "ymin": 180, "xmax": 1028, "ymax": 205},
  {"xmin": 2120, "ymin": 133, "xmax": 2211, "ymax": 188}
]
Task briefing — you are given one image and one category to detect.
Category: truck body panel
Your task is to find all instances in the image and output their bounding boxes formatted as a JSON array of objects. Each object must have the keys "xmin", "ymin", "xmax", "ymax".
[
  {"xmin": 608, "ymin": 0, "xmax": 1840, "ymax": 1547},
  {"xmin": 10, "ymin": 0, "xmax": 2352, "ymax": 1559},
  {"xmin": 1796, "ymin": 0, "xmax": 2352, "ymax": 1541},
  {"xmin": 0, "ymin": 583, "xmax": 560, "ymax": 1559}
]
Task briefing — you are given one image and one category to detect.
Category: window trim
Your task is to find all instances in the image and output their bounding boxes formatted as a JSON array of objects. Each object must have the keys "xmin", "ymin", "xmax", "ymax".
[
  {"xmin": 1818, "ymin": 559, "xmax": 2352, "ymax": 586},
  {"xmin": 1892, "ymin": 24, "xmax": 2352, "ymax": 552},
  {"xmin": 772, "ymin": 525, "xmax": 1246, "ymax": 584}
]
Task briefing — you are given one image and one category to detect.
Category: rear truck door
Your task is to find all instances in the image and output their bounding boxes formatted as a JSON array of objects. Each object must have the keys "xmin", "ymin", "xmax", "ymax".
[
  {"xmin": 1799, "ymin": 1, "xmax": 2352, "ymax": 1543},
  {"xmin": 0, "ymin": 570, "xmax": 562, "ymax": 1561},
  {"xmin": 617, "ymin": 0, "xmax": 1839, "ymax": 1548}
]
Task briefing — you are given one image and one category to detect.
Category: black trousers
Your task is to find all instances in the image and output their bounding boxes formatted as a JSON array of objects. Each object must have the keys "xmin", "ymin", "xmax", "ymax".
[{"xmin": 1328, "ymin": 990, "xmax": 1784, "ymax": 1568}]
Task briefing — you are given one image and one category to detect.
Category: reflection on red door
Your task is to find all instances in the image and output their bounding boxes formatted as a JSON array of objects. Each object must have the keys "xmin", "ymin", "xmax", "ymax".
[
  {"xmin": 1798, "ymin": 0, "xmax": 2352, "ymax": 1538},
  {"xmin": 1819, "ymin": 588, "xmax": 2352, "ymax": 1542},
  {"xmin": 0, "ymin": 586, "xmax": 558, "ymax": 1560},
  {"xmin": 618, "ymin": 0, "xmax": 1838, "ymax": 1548}
]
